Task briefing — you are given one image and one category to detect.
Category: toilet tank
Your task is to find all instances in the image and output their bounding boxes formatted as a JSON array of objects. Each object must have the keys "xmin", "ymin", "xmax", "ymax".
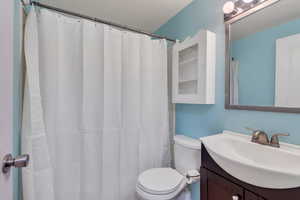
[{"xmin": 174, "ymin": 135, "xmax": 202, "ymax": 175}]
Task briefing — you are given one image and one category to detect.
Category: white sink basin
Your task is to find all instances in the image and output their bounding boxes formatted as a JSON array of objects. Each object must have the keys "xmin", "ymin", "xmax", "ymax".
[{"xmin": 201, "ymin": 131, "xmax": 300, "ymax": 189}]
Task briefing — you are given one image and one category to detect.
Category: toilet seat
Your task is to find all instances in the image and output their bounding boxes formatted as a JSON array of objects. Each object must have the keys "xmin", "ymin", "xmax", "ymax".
[{"xmin": 136, "ymin": 168, "xmax": 187, "ymax": 200}]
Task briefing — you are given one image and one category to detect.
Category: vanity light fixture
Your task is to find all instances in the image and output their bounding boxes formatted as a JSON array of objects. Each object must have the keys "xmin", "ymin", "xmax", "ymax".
[
  {"xmin": 242, "ymin": 0, "xmax": 254, "ymax": 3},
  {"xmin": 223, "ymin": 1, "xmax": 236, "ymax": 14},
  {"xmin": 223, "ymin": 0, "xmax": 268, "ymax": 20}
]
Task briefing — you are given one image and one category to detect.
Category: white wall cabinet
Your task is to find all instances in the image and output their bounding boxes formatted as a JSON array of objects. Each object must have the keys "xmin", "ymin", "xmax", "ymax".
[{"xmin": 172, "ymin": 30, "xmax": 216, "ymax": 104}]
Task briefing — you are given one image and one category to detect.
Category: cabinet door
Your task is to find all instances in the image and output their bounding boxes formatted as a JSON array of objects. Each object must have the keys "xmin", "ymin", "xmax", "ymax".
[
  {"xmin": 245, "ymin": 191, "xmax": 259, "ymax": 200},
  {"xmin": 172, "ymin": 30, "xmax": 216, "ymax": 104},
  {"xmin": 201, "ymin": 168, "xmax": 243, "ymax": 200},
  {"xmin": 172, "ymin": 37, "xmax": 201, "ymax": 103}
]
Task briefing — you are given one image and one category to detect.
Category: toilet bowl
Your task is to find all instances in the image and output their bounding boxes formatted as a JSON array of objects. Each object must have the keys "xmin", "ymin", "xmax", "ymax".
[{"xmin": 136, "ymin": 135, "xmax": 202, "ymax": 200}]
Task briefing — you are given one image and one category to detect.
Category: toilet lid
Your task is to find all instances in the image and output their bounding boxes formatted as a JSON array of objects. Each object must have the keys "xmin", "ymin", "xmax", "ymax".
[{"xmin": 137, "ymin": 168, "xmax": 185, "ymax": 195}]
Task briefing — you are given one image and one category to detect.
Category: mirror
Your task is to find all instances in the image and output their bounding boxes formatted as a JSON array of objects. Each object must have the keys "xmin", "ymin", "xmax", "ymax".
[{"xmin": 226, "ymin": 0, "xmax": 300, "ymax": 113}]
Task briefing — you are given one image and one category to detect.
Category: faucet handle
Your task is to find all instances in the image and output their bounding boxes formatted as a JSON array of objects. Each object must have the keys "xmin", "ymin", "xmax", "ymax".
[
  {"xmin": 246, "ymin": 127, "xmax": 264, "ymax": 137},
  {"xmin": 245, "ymin": 127, "xmax": 260, "ymax": 136},
  {"xmin": 271, "ymin": 133, "xmax": 290, "ymax": 137},
  {"xmin": 270, "ymin": 133, "xmax": 290, "ymax": 148},
  {"xmin": 245, "ymin": 127, "xmax": 256, "ymax": 132}
]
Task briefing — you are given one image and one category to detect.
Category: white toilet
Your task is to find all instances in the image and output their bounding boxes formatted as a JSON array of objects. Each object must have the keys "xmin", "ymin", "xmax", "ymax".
[{"xmin": 136, "ymin": 135, "xmax": 202, "ymax": 200}]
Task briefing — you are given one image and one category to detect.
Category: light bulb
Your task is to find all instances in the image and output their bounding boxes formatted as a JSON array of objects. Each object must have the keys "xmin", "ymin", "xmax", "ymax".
[
  {"xmin": 223, "ymin": 1, "xmax": 235, "ymax": 14},
  {"xmin": 242, "ymin": 0, "xmax": 254, "ymax": 3}
]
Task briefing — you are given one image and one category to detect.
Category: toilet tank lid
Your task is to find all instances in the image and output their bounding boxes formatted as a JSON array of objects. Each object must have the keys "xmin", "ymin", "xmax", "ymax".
[{"xmin": 174, "ymin": 135, "xmax": 202, "ymax": 149}]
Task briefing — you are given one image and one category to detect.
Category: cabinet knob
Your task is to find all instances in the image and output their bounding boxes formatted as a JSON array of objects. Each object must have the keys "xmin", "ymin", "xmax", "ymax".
[{"xmin": 232, "ymin": 195, "xmax": 239, "ymax": 200}]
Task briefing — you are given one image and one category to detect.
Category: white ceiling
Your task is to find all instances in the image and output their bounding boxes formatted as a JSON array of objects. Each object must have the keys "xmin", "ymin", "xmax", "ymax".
[
  {"xmin": 42, "ymin": 0, "xmax": 193, "ymax": 33},
  {"xmin": 232, "ymin": 0, "xmax": 300, "ymax": 40}
]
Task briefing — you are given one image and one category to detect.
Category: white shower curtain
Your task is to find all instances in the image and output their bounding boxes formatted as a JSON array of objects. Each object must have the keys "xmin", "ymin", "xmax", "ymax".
[{"xmin": 22, "ymin": 8, "xmax": 170, "ymax": 200}]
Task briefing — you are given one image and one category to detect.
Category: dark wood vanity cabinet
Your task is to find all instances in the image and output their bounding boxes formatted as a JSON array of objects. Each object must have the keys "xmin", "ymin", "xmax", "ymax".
[
  {"xmin": 244, "ymin": 191, "xmax": 261, "ymax": 200},
  {"xmin": 201, "ymin": 168, "xmax": 243, "ymax": 200},
  {"xmin": 201, "ymin": 170, "xmax": 263, "ymax": 200},
  {"xmin": 201, "ymin": 145, "xmax": 300, "ymax": 200}
]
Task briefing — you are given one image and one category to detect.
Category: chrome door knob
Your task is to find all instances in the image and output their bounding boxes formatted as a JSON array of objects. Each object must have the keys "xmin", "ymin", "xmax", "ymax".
[
  {"xmin": 2, "ymin": 154, "xmax": 30, "ymax": 174},
  {"xmin": 232, "ymin": 195, "xmax": 239, "ymax": 200}
]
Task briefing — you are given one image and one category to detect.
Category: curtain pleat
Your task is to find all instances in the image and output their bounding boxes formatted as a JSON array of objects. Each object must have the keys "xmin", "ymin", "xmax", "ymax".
[
  {"xmin": 23, "ymin": 8, "xmax": 170, "ymax": 200},
  {"xmin": 23, "ymin": 8, "xmax": 55, "ymax": 200},
  {"xmin": 81, "ymin": 20, "xmax": 104, "ymax": 200}
]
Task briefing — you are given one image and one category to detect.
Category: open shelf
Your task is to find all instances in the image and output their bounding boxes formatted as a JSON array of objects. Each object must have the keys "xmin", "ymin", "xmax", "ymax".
[
  {"xmin": 179, "ymin": 57, "xmax": 198, "ymax": 66},
  {"xmin": 179, "ymin": 80, "xmax": 197, "ymax": 95},
  {"xmin": 179, "ymin": 79, "xmax": 197, "ymax": 83}
]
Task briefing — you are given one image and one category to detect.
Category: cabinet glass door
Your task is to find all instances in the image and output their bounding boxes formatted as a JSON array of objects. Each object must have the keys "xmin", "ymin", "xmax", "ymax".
[{"xmin": 178, "ymin": 44, "xmax": 199, "ymax": 95}]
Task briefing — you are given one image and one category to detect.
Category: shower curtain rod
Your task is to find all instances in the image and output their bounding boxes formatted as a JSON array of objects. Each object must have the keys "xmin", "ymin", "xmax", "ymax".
[{"xmin": 30, "ymin": 1, "xmax": 177, "ymax": 43}]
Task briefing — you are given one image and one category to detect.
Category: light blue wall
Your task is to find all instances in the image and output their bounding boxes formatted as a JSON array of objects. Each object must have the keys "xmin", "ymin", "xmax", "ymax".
[
  {"xmin": 156, "ymin": 0, "xmax": 300, "ymax": 199},
  {"xmin": 232, "ymin": 18, "xmax": 300, "ymax": 106}
]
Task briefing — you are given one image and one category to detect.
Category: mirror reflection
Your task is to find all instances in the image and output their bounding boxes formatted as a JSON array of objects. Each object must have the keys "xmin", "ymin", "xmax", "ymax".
[{"xmin": 229, "ymin": 0, "xmax": 300, "ymax": 107}]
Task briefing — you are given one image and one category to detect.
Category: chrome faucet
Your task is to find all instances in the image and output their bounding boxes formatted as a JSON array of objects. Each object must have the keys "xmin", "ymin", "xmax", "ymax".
[
  {"xmin": 247, "ymin": 128, "xmax": 270, "ymax": 145},
  {"xmin": 246, "ymin": 128, "xmax": 290, "ymax": 148}
]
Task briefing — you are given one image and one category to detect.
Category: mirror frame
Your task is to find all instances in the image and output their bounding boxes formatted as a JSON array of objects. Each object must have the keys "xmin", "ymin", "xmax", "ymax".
[{"xmin": 224, "ymin": 0, "xmax": 300, "ymax": 113}]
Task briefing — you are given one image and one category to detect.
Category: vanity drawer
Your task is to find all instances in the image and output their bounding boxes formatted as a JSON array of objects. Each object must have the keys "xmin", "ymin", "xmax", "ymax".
[{"xmin": 201, "ymin": 168, "xmax": 243, "ymax": 200}]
